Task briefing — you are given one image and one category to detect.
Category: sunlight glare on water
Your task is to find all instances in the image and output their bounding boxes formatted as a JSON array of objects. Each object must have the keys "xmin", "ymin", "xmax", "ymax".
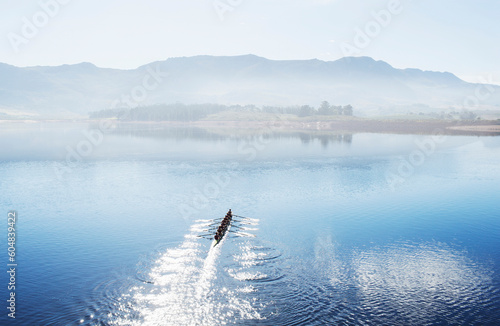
[
  {"xmin": 113, "ymin": 219, "xmax": 265, "ymax": 326},
  {"xmin": 1, "ymin": 125, "xmax": 499, "ymax": 325}
]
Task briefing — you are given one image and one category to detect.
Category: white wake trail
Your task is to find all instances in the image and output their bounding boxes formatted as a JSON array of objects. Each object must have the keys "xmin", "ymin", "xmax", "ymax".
[{"xmin": 113, "ymin": 219, "xmax": 262, "ymax": 326}]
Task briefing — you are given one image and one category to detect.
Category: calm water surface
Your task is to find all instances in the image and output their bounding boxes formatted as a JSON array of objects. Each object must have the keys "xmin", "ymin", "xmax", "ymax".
[{"xmin": 0, "ymin": 123, "xmax": 499, "ymax": 325}]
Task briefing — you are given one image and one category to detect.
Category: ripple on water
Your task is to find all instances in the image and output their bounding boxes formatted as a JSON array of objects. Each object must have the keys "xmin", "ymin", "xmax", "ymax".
[
  {"xmin": 84, "ymin": 218, "xmax": 281, "ymax": 326},
  {"xmin": 351, "ymin": 241, "xmax": 496, "ymax": 325},
  {"xmin": 258, "ymin": 238, "xmax": 498, "ymax": 326},
  {"xmin": 81, "ymin": 224, "xmax": 498, "ymax": 326}
]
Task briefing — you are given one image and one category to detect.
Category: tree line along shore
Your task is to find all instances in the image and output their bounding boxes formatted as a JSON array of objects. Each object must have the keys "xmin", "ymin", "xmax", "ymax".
[
  {"xmin": 88, "ymin": 101, "xmax": 354, "ymax": 121},
  {"xmin": 86, "ymin": 102, "xmax": 500, "ymax": 136}
]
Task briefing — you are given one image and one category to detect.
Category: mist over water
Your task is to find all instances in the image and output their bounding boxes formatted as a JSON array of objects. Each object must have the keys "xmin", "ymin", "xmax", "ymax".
[{"xmin": 1, "ymin": 123, "xmax": 499, "ymax": 325}]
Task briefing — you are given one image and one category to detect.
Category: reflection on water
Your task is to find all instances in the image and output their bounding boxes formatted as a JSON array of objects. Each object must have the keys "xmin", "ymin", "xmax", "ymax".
[
  {"xmin": 0, "ymin": 122, "xmax": 354, "ymax": 161},
  {"xmin": 2, "ymin": 121, "xmax": 493, "ymax": 163},
  {"xmin": 90, "ymin": 122, "xmax": 353, "ymax": 144},
  {"xmin": 1, "ymin": 122, "xmax": 499, "ymax": 325},
  {"xmin": 353, "ymin": 242, "xmax": 495, "ymax": 325},
  {"xmin": 108, "ymin": 123, "xmax": 353, "ymax": 147}
]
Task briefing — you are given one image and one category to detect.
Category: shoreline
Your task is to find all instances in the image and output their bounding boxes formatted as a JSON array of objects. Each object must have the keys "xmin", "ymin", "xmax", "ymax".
[
  {"xmin": 192, "ymin": 119, "xmax": 500, "ymax": 136},
  {"xmin": 1, "ymin": 118, "xmax": 500, "ymax": 136}
]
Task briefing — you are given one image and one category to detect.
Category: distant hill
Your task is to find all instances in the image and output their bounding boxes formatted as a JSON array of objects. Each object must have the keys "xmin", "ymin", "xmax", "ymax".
[{"xmin": 0, "ymin": 55, "xmax": 499, "ymax": 118}]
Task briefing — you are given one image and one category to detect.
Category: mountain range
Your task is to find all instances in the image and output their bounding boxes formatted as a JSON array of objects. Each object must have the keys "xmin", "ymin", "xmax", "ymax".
[{"xmin": 1, "ymin": 55, "xmax": 499, "ymax": 118}]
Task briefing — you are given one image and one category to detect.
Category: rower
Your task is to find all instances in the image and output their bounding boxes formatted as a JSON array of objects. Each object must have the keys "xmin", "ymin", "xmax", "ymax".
[{"xmin": 213, "ymin": 210, "xmax": 234, "ymax": 244}]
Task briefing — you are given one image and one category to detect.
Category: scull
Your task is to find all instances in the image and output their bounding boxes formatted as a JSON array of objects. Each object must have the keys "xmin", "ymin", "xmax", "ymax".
[{"xmin": 211, "ymin": 209, "xmax": 232, "ymax": 247}]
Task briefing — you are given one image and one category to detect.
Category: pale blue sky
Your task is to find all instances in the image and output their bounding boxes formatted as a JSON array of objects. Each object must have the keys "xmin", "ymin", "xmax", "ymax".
[{"xmin": 0, "ymin": 0, "xmax": 499, "ymax": 84}]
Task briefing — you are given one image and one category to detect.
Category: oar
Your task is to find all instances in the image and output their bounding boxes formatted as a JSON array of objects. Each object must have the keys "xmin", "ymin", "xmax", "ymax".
[
  {"xmin": 197, "ymin": 234, "xmax": 215, "ymax": 239},
  {"xmin": 239, "ymin": 221, "xmax": 259, "ymax": 226},
  {"xmin": 231, "ymin": 231, "xmax": 257, "ymax": 238},
  {"xmin": 195, "ymin": 229, "xmax": 217, "ymax": 234},
  {"xmin": 233, "ymin": 214, "xmax": 259, "ymax": 220},
  {"xmin": 206, "ymin": 221, "xmax": 223, "ymax": 226},
  {"xmin": 227, "ymin": 224, "xmax": 253, "ymax": 230}
]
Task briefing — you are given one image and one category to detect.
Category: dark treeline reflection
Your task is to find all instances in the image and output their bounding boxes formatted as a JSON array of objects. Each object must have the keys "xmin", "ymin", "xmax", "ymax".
[
  {"xmin": 92, "ymin": 123, "xmax": 353, "ymax": 147},
  {"xmin": 298, "ymin": 133, "xmax": 352, "ymax": 147}
]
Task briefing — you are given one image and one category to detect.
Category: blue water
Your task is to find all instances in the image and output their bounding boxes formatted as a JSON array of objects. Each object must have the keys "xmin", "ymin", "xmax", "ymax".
[{"xmin": 1, "ymin": 123, "xmax": 500, "ymax": 325}]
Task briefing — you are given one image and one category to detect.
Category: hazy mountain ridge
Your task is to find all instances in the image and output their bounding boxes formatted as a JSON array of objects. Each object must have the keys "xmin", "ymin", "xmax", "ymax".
[{"xmin": 0, "ymin": 55, "xmax": 498, "ymax": 118}]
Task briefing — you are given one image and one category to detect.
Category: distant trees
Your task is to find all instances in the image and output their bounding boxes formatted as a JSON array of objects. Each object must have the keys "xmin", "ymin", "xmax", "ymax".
[
  {"xmin": 459, "ymin": 109, "xmax": 477, "ymax": 120},
  {"xmin": 299, "ymin": 105, "xmax": 315, "ymax": 117},
  {"xmin": 89, "ymin": 101, "xmax": 355, "ymax": 121},
  {"xmin": 343, "ymin": 105, "xmax": 353, "ymax": 116},
  {"xmin": 407, "ymin": 108, "xmax": 480, "ymax": 121},
  {"xmin": 89, "ymin": 103, "xmax": 228, "ymax": 121},
  {"xmin": 318, "ymin": 101, "xmax": 333, "ymax": 115},
  {"xmin": 314, "ymin": 101, "xmax": 353, "ymax": 117}
]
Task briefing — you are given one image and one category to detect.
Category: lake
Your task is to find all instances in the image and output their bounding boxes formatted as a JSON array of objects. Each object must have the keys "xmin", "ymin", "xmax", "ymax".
[{"xmin": 1, "ymin": 122, "xmax": 499, "ymax": 325}]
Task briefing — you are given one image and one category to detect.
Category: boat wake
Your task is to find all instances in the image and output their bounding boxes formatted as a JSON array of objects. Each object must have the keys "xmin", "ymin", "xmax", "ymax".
[{"xmin": 102, "ymin": 215, "xmax": 278, "ymax": 326}]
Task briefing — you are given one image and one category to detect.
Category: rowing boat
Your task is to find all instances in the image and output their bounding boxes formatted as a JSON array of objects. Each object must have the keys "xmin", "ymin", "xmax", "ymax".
[{"xmin": 211, "ymin": 209, "xmax": 232, "ymax": 247}]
